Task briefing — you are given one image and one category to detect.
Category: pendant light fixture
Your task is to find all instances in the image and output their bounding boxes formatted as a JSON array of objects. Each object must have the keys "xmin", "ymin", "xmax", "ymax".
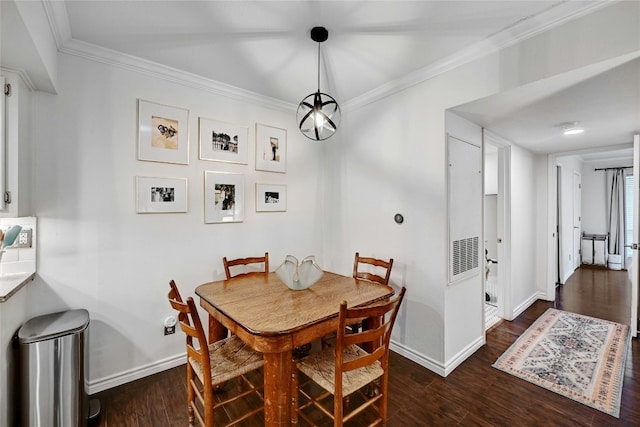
[{"xmin": 297, "ymin": 26, "xmax": 341, "ymax": 141}]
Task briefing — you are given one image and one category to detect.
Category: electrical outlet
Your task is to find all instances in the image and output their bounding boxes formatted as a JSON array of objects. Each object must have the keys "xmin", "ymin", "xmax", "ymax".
[
  {"xmin": 15, "ymin": 229, "xmax": 32, "ymax": 248},
  {"xmin": 164, "ymin": 325, "xmax": 175, "ymax": 335},
  {"xmin": 5, "ymin": 228, "xmax": 32, "ymax": 249}
]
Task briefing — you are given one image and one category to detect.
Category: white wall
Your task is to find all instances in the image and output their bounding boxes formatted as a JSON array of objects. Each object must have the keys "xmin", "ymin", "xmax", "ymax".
[
  {"xmin": 509, "ymin": 144, "xmax": 543, "ymax": 313},
  {"xmin": 1, "ymin": 0, "xmax": 637, "ymax": 394},
  {"xmin": 324, "ymin": 1, "xmax": 640, "ymax": 374},
  {"xmin": 30, "ymin": 53, "xmax": 324, "ymax": 391}
]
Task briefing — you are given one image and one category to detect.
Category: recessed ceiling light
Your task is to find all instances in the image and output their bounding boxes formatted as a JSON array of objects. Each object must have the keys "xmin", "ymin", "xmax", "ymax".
[{"xmin": 558, "ymin": 121, "xmax": 584, "ymax": 136}]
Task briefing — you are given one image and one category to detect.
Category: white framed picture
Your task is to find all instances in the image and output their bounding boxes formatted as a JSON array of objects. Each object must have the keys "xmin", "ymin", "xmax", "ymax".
[
  {"xmin": 256, "ymin": 183, "xmax": 287, "ymax": 212},
  {"xmin": 198, "ymin": 117, "xmax": 249, "ymax": 164},
  {"xmin": 138, "ymin": 99, "xmax": 189, "ymax": 164},
  {"xmin": 204, "ymin": 171, "xmax": 244, "ymax": 223},
  {"xmin": 136, "ymin": 176, "xmax": 187, "ymax": 213},
  {"xmin": 255, "ymin": 123, "xmax": 286, "ymax": 173}
]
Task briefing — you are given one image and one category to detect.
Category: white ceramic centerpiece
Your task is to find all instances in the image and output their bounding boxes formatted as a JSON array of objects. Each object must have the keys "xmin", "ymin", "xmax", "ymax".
[{"xmin": 275, "ymin": 255, "xmax": 324, "ymax": 290}]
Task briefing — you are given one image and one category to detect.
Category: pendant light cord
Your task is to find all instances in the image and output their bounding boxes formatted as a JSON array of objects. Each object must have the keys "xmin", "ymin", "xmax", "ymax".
[{"xmin": 317, "ymin": 42, "xmax": 321, "ymax": 92}]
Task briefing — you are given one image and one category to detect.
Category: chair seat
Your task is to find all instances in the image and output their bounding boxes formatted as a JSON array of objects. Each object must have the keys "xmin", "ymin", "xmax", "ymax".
[
  {"xmin": 297, "ymin": 344, "xmax": 383, "ymax": 397},
  {"xmin": 189, "ymin": 335, "xmax": 264, "ymax": 385}
]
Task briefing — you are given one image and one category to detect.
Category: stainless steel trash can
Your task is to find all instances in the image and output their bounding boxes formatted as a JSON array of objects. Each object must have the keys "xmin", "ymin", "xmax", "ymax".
[{"xmin": 18, "ymin": 309, "xmax": 98, "ymax": 427}]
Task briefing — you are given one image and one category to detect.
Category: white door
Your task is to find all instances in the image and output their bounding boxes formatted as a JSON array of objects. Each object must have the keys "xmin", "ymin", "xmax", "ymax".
[
  {"xmin": 631, "ymin": 134, "xmax": 639, "ymax": 336},
  {"xmin": 573, "ymin": 172, "xmax": 582, "ymax": 269}
]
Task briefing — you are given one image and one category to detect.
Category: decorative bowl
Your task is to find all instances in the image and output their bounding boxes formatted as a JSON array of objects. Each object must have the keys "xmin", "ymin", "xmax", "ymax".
[{"xmin": 275, "ymin": 255, "xmax": 324, "ymax": 290}]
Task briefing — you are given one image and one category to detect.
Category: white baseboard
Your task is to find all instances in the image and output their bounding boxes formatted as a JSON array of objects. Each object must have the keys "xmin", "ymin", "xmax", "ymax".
[
  {"xmin": 91, "ymin": 338, "xmax": 484, "ymax": 394},
  {"xmin": 443, "ymin": 335, "xmax": 484, "ymax": 376},
  {"xmin": 511, "ymin": 292, "xmax": 547, "ymax": 320},
  {"xmin": 88, "ymin": 352, "xmax": 186, "ymax": 395},
  {"xmin": 390, "ymin": 340, "xmax": 446, "ymax": 376},
  {"xmin": 390, "ymin": 336, "xmax": 482, "ymax": 378}
]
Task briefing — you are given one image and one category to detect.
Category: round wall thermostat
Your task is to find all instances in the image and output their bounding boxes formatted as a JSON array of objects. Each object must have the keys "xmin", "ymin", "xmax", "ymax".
[
  {"xmin": 394, "ymin": 213, "xmax": 404, "ymax": 224},
  {"xmin": 164, "ymin": 316, "xmax": 177, "ymax": 328}
]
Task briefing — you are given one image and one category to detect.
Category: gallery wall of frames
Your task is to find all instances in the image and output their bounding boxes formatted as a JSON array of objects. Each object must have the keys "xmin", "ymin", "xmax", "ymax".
[{"xmin": 135, "ymin": 99, "xmax": 288, "ymax": 223}]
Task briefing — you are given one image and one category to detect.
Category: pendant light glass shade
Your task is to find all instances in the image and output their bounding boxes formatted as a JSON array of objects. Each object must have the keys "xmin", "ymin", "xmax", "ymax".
[
  {"xmin": 297, "ymin": 27, "xmax": 341, "ymax": 141},
  {"xmin": 297, "ymin": 91, "xmax": 341, "ymax": 141}
]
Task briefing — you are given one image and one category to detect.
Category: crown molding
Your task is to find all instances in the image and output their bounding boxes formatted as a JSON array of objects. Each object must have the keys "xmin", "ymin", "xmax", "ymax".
[
  {"xmin": 60, "ymin": 39, "xmax": 296, "ymax": 112},
  {"xmin": 42, "ymin": 1, "xmax": 295, "ymax": 112},
  {"xmin": 43, "ymin": 0, "xmax": 612, "ymax": 113},
  {"xmin": 554, "ymin": 142, "xmax": 634, "ymax": 159},
  {"xmin": 0, "ymin": 66, "xmax": 37, "ymax": 92},
  {"xmin": 343, "ymin": 0, "xmax": 613, "ymax": 111},
  {"xmin": 42, "ymin": 0, "xmax": 71, "ymax": 50}
]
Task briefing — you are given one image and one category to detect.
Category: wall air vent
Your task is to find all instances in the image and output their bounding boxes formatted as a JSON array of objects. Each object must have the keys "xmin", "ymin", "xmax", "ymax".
[{"xmin": 452, "ymin": 236, "xmax": 479, "ymax": 277}]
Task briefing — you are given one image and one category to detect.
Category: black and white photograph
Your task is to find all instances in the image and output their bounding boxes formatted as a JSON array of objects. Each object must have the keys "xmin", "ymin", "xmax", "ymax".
[
  {"xmin": 136, "ymin": 176, "xmax": 187, "ymax": 213},
  {"xmin": 199, "ymin": 117, "xmax": 248, "ymax": 164},
  {"xmin": 255, "ymin": 124, "xmax": 286, "ymax": 173},
  {"xmin": 205, "ymin": 171, "xmax": 244, "ymax": 223},
  {"xmin": 256, "ymin": 183, "xmax": 287, "ymax": 212},
  {"xmin": 151, "ymin": 186, "xmax": 175, "ymax": 202},
  {"xmin": 215, "ymin": 184, "xmax": 235, "ymax": 211}
]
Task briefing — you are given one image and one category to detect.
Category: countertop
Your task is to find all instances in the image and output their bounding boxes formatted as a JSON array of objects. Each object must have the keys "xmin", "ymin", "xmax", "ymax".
[{"xmin": 0, "ymin": 272, "xmax": 36, "ymax": 302}]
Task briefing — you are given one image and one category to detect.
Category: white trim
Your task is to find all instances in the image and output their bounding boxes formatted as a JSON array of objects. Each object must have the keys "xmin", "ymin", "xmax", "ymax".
[
  {"xmin": 511, "ymin": 292, "xmax": 547, "ymax": 321},
  {"xmin": 444, "ymin": 336, "xmax": 484, "ymax": 377},
  {"xmin": 88, "ymin": 353, "xmax": 186, "ymax": 394},
  {"xmin": 631, "ymin": 134, "xmax": 639, "ymax": 336},
  {"xmin": 343, "ymin": 0, "xmax": 612, "ymax": 110},
  {"xmin": 59, "ymin": 39, "xmax": 296, "ymax": 112},
  {"xmin": 483, "ymin": 130, "xmax": 512, "ymax": 322},
  {"xmin": 389, "ymin": 340, "xmax": 446, "ymax": 377},
  {"xmin": 547, "ymin": 156, "xmax": 560, "ymax": 296},
  {"xmin": 0, "ymin": 66, "xmax": 36, "ymax": 92},
  {"xmin": 43, "ymin": 0, "xmax": 610, "ymax": 112},
  {"xmin": 41, "ymin": 0, "xmax": 72, "ymax": 49}
]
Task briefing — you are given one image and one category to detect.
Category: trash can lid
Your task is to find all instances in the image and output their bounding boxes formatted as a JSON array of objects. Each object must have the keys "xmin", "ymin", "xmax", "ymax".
[{"xmin": 18, "ymin": 309, "xmax": 89, "ymax": 344}]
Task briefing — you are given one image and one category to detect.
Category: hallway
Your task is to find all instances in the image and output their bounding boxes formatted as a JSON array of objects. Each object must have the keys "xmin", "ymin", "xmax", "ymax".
[{"xmin": 557, "ymin": 265, "xmax": 631, "ymax": 325}]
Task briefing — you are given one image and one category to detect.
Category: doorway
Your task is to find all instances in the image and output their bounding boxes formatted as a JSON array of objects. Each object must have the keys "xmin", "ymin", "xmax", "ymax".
[
  {"xmin": 556, "ymin": 164, "xmax": 563, "ymax": 287},
  {"xmin": 483, "ymin": 131, "xmax": 510, "ymax": 330},
  {"xmin": 548, "ymin": 144, "xmax": 638, "ymax": 336},
  {"xmin": 573, "ymin": 171, "xmax": 582, "ymax": 270},
  {"xmin": 484, "ymin": 143, "xmax": 499, "ymax": 329}
]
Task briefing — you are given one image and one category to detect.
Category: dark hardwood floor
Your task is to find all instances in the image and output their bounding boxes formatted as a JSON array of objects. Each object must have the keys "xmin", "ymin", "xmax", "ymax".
[{"xmin": 90, "ymin": 266, "xmax": 640, "ymax": 426}]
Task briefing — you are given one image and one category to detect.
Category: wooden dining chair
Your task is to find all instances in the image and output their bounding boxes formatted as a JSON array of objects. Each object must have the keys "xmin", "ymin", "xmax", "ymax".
[
  {"xmin": 223, "ymin": 252, "xmax": 269, "ymax": 279},
  {"xmin": 349, "ymin": 252, "xmax": 394, "ymax": 334},
  {"xmin": 167, "ymin": 281, "xmax": 265, "ymax": 427},
  {"xmin": 353, "ymin": 252, "xmax": 394, "ymax": 285},
  {"xmin": 321, "ymin": 252, "xmax": 394, "ymax": 349},
  {"xmin": 291, "ymin": 287, "xmax": 407, "ymax": 426}
]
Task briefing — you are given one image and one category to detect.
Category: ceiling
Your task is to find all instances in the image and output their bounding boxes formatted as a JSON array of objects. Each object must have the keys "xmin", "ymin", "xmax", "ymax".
[
  {"xmin": 454, "ymin": 55, "xmax": 640, "ymax": 155},
  {"xmin": 10, "ymin": 1, "xmax": 640, "ymax": 154}
]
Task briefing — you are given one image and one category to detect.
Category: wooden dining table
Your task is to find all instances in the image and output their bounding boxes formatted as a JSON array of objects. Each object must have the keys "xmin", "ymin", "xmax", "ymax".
[{"xmin": 195, "ymin": 270, "xmax": 395, "ymax": 427}]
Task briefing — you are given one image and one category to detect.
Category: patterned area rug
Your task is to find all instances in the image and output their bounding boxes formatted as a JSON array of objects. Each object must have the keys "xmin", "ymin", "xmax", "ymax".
[{"xmin": 492, "ymin": 308, "xmax": 630, "ymax": 417}]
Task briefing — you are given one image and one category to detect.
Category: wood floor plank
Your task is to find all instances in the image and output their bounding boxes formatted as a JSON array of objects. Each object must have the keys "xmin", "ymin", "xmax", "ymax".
[{"xmin": 90, "ymin": 266, "xmax": 639, "ymax": 426}]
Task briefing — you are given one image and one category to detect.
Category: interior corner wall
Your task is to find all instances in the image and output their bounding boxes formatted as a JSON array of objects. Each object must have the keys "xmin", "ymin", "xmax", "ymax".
[{"xmin": 30, "ymin": 52, "xmax": 325, "ymax": 390}]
